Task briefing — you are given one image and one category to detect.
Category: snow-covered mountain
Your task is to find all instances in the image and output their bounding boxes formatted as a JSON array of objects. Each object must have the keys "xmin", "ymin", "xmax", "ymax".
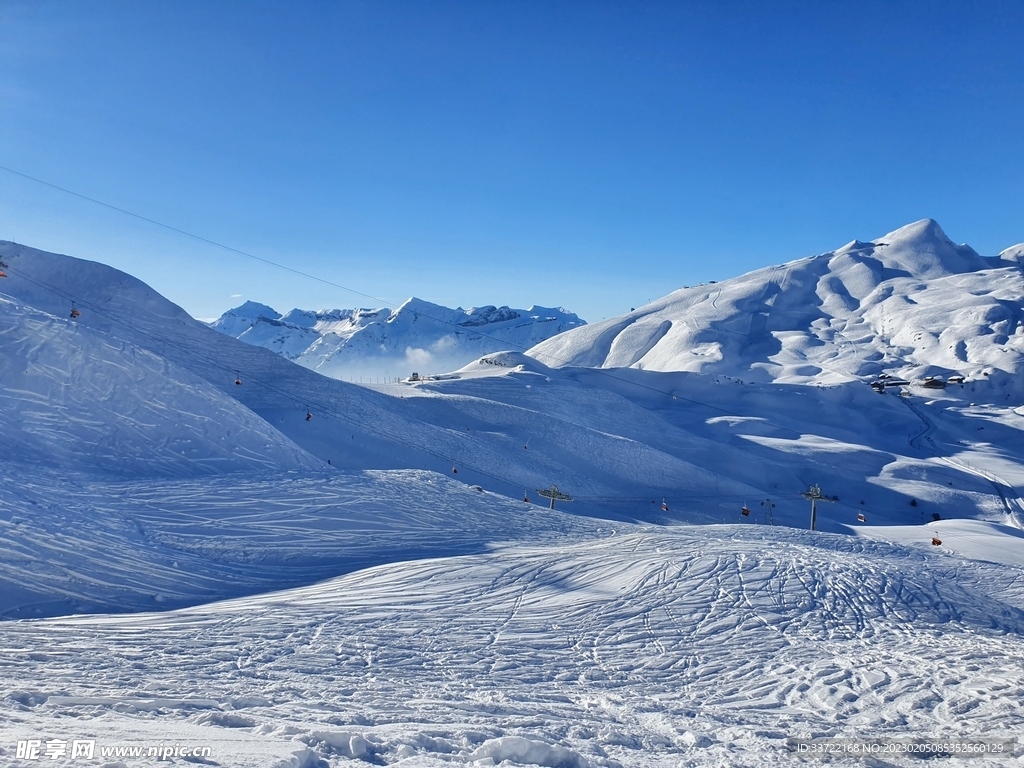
[
  {"xmin": 4, "ymin": 235, "xmax": 1024, "ymax": 766},
  {"xmin": 4, "ymin": 233, "xmax": 1024, "ymax": 616},
  {"xmin": 211, "ymin": 297, "xmax": 585, "ymax": 379},
  {"xmin": 530, "ymin": 219, "xmax": 1024, "ymax": 392}
]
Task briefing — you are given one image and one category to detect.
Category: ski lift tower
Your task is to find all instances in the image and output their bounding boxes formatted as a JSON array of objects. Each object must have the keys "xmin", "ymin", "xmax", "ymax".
[
  {"xmin": 800, "ymin": 484, "xmax": 834, "ymax": 531},
  {"xmin": 537, "ymin": 484, "xmax": 573, "ymax": 510}
]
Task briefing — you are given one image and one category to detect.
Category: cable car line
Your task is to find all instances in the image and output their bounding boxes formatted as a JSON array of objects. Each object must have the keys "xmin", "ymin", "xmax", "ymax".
[{"xmin": 0, "ymin": 164, "xmax": 776, "ymax": 424}]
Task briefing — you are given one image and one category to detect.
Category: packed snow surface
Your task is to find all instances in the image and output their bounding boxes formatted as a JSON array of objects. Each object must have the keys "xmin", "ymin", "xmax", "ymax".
[
  {"xmin": 2, "ymin": 224, "xmax": 1024, "ymax": 766},
  {"xmin": 3, "ymin": 527, "xmax": 1023, "ymax": 766},
  {"xmin": 211, "ymin": 297, "xmax": 584, "ymax": 380}
]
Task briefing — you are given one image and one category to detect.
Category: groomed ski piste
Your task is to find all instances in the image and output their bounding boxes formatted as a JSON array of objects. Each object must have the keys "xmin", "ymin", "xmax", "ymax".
[{"xmin": 1, "ymin": 222, "xmax": 1024, "ymax": 766}]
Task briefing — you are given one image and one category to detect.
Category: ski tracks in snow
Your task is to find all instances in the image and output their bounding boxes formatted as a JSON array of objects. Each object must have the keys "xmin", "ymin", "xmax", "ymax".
[
  {"xmin": 3, "ymin": 528, "xmax": 1023, "ymax": 766},
  {"xmin": 901, "ymin": 395, "xmax": 1024, "ymax": 528}
]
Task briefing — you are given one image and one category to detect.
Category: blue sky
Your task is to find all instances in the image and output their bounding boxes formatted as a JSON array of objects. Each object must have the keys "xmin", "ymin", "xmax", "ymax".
[{"xmin": 1, "ymin": 1, "xmax": 1022, "ymax": 322}]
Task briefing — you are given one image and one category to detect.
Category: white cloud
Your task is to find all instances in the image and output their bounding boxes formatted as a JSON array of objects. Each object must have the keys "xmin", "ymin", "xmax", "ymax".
[
  {"xmin": 404, "ymin": 347, "xmax": 433, "ymax": 369},
  {"xmin": 429, "ymin": 334, "xmax": 459, "ymax": 353}
]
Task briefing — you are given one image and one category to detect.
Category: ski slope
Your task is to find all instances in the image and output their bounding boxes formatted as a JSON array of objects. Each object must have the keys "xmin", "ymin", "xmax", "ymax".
[
  {"xmin": 0, "ymin": 463, "xmax": 605, "ymax": 619},
  {"xmin": 2, "ymin": 526, "xmax": 1022, "ymax": 766},
  {"xmin": 0, "ymin": 294, "xmax": 318, "ymax": 478}
]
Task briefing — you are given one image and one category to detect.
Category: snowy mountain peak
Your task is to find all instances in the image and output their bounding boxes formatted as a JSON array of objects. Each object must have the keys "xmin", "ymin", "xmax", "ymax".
[
  {"xmin": 868, "ymin": 218, "xmax": 986, "ymax": 278},
  {"xmin": 234, "ymin": 299, "xmax": 281, "ymax": 319},
  {"xmin": 879, "ymin": 217, "xmax": 950, "ymax": 245},
  {"xmin": 393, "ymin": 296, "xmax": 442, "ymax": 318},
  {"xmin": 1000, "ymin": 243, "xmax": 1024, "ymax": 263},
  {"xmin": 208, "ymin": 300, "xmax": 281, "ymax": 337},
  {"xmin": 278, "ymin": 308, "xmax": 320, "ymax": 328}
]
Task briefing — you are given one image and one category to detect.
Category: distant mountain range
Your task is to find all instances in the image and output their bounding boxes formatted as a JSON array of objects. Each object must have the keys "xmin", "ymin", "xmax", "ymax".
[
  {"xmin": 529, "ymin": 219, "xmax": 1024, "ymax": 393},
  {"xmin": 210, "ymin": 298, "xmax": 585, "ymax": 379}
]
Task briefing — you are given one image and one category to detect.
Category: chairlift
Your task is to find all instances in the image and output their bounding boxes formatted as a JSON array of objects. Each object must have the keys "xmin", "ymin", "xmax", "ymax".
[
  {"xmin": 70, "ymin": 303, "xmax": 81, "ymax": 319},
  {"xmin": 234, "ymin": 371, "xmax": 242, "ymax": 386},
  {"xmin": 931, "ymin": 537, "xmax": 942, "ymax": 546},
  {"xmin": 452, "ymin": 465, "xmax": 458, "ymax": 474},
  {"xmin": 305, "ymin": 410, "xmax": 313, "ymax": 421},
  {"xmin": 661, "ymin": 498, "xmax": 669, "ymax": 512},
  {"xmin": 857, "ymin": 513, "xmax": 866, "ymax": 522},
  {"xmin": 741, "ymin": 506, "xmax": 751, "ymax": 517},
  {"xmin": 524, "ymin": 491, "xmax": 531, "ymax": 503}
]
